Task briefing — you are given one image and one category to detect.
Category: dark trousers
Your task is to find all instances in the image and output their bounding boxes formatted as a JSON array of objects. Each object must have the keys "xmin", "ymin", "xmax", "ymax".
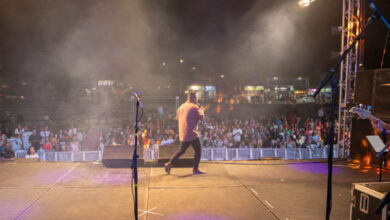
[{"xmin": 169, "ymin": 138, "xmax": 201, "ymax": 170}]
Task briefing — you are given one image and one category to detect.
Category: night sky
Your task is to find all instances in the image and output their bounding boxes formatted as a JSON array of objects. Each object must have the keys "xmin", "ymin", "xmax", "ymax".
[{"xmin": 0, "ymin": 0, "xmax": 389, "ymax": 88}]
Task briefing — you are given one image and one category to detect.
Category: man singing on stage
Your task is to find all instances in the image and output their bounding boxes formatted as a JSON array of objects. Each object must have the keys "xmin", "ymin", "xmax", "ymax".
[{"xmin": 164, "ymin": 91, "xmax": 206, "ymax": 175}]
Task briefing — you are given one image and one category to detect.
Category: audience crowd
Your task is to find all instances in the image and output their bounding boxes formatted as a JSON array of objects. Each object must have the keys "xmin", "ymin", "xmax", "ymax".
[{"xmin": 0, "ymin": 108, "xmax": 331, "ymax": 160}]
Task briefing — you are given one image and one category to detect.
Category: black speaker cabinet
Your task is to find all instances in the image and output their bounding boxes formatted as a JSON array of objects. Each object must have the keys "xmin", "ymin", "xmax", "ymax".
[
  {"xmin": 350, "ymin": 118, "xmax": 374, "ymax": 162},
  {"xmin": 356, "ymin": 68, "xmax": 390, "ymax": 119},
  {"xmin": 350, "ymin": 118, "xmax": 390, "ymax": 166},
  {"xmin": 102, "ymin": 145, "xmax": 144, "ymax": 168},
  {"xmin": 157, "ymin": 144, "xmax": 195, "ymax": 167}
]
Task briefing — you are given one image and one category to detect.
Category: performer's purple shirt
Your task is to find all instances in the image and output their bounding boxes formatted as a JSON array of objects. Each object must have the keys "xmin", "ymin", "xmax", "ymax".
[{"xmin": 177, "ymin": 102, "xmax": 205, "ymax": 142}]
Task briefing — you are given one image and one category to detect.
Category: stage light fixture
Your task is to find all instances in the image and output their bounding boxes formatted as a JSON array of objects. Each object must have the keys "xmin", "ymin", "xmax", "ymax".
[{"xmin": 298, "ymin": 0, "xmax": 315, "ymax": 7}]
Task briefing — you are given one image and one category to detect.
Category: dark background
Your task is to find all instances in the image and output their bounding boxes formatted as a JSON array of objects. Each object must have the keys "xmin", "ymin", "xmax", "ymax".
[{"xmin": 0, "ymin": 0, "xmax": 389, "ymax": 89}]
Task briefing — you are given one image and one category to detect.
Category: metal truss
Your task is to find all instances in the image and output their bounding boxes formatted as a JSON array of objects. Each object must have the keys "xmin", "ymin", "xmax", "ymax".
[{"xmin": 338, "ymin": 0, "xmax": 362, "ymax": 158}]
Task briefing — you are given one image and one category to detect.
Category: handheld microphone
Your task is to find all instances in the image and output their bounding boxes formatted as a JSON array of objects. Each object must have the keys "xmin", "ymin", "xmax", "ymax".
[
  {"xmin": 367, "ymin": 0, "xmax": 390, "ymax": 30},
  {"xmin": 133, "ymin": 92, "xmax": 143, "ymax": 108}
]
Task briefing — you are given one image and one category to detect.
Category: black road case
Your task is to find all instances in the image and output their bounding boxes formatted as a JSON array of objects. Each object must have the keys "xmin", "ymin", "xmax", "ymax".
[{"xmin": 351, "ymin": 182, "xmax": 390, "ymax": 220}]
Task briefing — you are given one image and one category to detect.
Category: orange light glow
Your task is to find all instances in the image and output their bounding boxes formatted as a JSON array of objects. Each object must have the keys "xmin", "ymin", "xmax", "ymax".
[
  {"xmin": 360, "ymin": 170, "xmax": 369, "ymax": 173},
  {"xmin": 216, "ymin": 105, "xmax": 221, "ymax": 114},
  {"xmin": 386, "ymin": 159, "xmax": 390, "ymax": 169},
  {"xmin": 361, "ymin": 165, "xmax": 372, "ymax": 169},
  {"xmin": 362, "ymin": 154, "xmax": 371, "ymax": 165},
  {"xmin": 229, "ymin": 98, "xmax": 235, "ymax": 105},
  {"xmin": 361, "ymin": 139, "xmax": 368, "ymax": 148},
  {"xmin": 352, "ymin": 159, "xmax": 361, "ymax": 163}
]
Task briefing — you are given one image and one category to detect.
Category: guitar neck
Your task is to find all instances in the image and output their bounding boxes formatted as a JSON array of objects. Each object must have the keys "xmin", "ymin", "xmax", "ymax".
[{"xmin": 367, "ymin": 114, "xmax": 390, "ymax": 130}]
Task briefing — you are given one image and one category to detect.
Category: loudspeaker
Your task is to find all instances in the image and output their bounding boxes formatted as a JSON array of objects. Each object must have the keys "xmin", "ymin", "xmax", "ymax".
[
  {"xmin": 355, "ymin": 68, "xmax": 390, "ymax": 119},
  {"xmin": 350, "ymin": 118, "xmax": 390, "ymax": 166},
  {"xmin": 350, "ymin": 118, "xmax": 372, "ymax": 162},
  {"xmin": 102, "ymin": 145, "xmax": 144, "ymax": 168},
  {"xmin": 157, "ymin": 144, "xmax": 195, "ymax": 167}
]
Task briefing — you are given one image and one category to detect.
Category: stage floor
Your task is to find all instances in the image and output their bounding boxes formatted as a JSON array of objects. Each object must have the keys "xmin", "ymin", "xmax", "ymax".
[{"xmin": 0, "ymin": 159, "xmax": 389, "ymax": 220}]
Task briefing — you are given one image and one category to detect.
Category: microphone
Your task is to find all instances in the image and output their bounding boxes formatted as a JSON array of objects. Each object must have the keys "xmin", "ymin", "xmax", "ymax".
[
  {"xmin": 367, "ymin": 0, "xmax": 390, "ymax": 30},
  {"xmin": 133, "ymin": 92, "xmax": 143, "ymax": 108}
]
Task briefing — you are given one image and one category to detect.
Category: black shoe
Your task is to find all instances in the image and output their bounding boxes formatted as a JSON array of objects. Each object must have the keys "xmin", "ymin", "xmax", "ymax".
[
  {"xmin": 164, "ymin": 163, "xmax": 171, "ymax": 175},
  {"xmin": 192, "ymin": 169, "xmax": 206, "ymax": 175}
]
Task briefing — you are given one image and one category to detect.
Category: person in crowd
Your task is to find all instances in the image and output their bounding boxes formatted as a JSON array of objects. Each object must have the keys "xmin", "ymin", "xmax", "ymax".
[
  {"xmin": 310, "ymin": 130, "xmax": 322, "ymax": 148},
  {"xmin": 141, "ymin": 129, "xmax": 150, "ymax": 148},
  {"xmin": 76, "ymin": 129, "xmax": 83, "ymax": 146},
  {"xmin": 109, "ymin": 127, "xmax": 124, "ymax": 145},
  {"xmin": 238, "ymin": 141, "xmax": 248, "ymax": 148},
  {"xmin": 50, "ymin": 133, "xmax": 58, "ymax": 151},
  {"xmin": 214, "ymin": 136, "xmax": 224, "ymax": 148},
  {"xmin": 25, "ymin": 146, "xmax": 39, "ymax": 159},
  {"xmin": 43, "ymin": 137, "xmax": 52, "ymax": 151},
  {"xmin": 58, "ymin": 133, "xmax": 68, "ymax": 151},
  {"xmin": 232, "ymin": 124, "xmax": 242, "ymax": 147},
  {"xmin": 29, "ymin": 129, "xmax": 42, "ymax": 152},
  {"xmin": 286, "ymin": 135, "xmax": 297, "ymax": 148},
  {"xmin": 0, "ymin": 130, "xmax": 7, "ymax": 152},
  {"xmin": 14, "ymin": 124, "xmax": 24, "ymax": 149},
  {"xmin": 8, "ymin": 134, "xmax": 23, "ymax": 153},
  {"xmin": 70, "ymin": 136, "xmax": 80, "ymax": 151},
  {"xmin": 296, "ymin": 133, "xmax": 306, "ymax": 148},
  {"xmin": 14, "ymin": 124, "xmax": 23, "ymax": 137},
  {"xmin": 40, "ymin": 126, "xmax": 50, "ymax": 143},
  {"xmin": 68, "ymin": 124, "xmax": 77, "ymax": 137},
  {"xmin": 22, "ymin": 126, "xmax": 32, "ymax": 150},
  {"xmin": 1, "ymin": 143, "xmax": 15, "ymax": 161},
  {"xmin": 160, "ymin": 135, "xmax": 171, "ymax": 146}
]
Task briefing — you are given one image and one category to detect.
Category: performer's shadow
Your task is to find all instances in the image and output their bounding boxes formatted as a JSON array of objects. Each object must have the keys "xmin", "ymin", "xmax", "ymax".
[{"xmin": 172, "ymin": 174, "xmax": 193, "ymax": 178}]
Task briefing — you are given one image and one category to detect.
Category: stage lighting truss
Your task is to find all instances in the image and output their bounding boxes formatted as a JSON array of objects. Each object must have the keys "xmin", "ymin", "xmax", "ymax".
[{"xmin": 338, "ymin": 0, "xmax": 362, "ymax": 158}]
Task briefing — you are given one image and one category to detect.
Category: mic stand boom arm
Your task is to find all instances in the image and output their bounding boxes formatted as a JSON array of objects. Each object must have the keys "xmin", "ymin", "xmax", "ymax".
[{"xmin": 313, "ymin": 14, "xmax": 378, "ymax": 220}]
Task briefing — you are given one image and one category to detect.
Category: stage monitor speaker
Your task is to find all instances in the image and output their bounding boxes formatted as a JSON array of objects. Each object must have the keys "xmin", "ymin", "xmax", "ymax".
[
  {"xmin": 350, "ymin": 118, "xmax": 373, "ymax": 162},
  {"xmin": 102, "ymin": 145, "xmax": 144, "ymax": 168},
  {"xmin": 355, "ymin": 68, "xmax": 390, "ymax": 119},
  {"xmin": 350, "ymin": 118, "xmax": 390, "ymax": 166},
  {"xmin": 157, "ymin": 144, "xmax": 195, "ymax": 167}
]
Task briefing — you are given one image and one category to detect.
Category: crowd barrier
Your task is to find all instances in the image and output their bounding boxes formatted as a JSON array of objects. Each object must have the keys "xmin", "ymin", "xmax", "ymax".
[{"xmin": 13, "ymin": 146, "xmax": 342, "ymax": 162}]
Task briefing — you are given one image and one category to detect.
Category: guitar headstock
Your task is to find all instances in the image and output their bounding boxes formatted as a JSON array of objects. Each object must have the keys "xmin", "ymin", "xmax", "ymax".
[{"xmin": 349, "ymin": 104, "xmax": 372, "ymax": 119}]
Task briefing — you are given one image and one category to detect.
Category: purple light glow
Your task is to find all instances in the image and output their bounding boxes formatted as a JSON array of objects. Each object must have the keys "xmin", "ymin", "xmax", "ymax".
[{"xmin": 288, "ymin": 162, "xmax": 341, "ymax": 174}]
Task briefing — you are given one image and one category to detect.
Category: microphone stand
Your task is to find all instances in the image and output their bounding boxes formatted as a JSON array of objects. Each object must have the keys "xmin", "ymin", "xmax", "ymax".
[
  {"xmin": 313, "ymin": 14, "xmax": 378, "ymax": 220},
  {"xmin": 132, "ymin": 97, "xmax": 141, "ymax": 220}
]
